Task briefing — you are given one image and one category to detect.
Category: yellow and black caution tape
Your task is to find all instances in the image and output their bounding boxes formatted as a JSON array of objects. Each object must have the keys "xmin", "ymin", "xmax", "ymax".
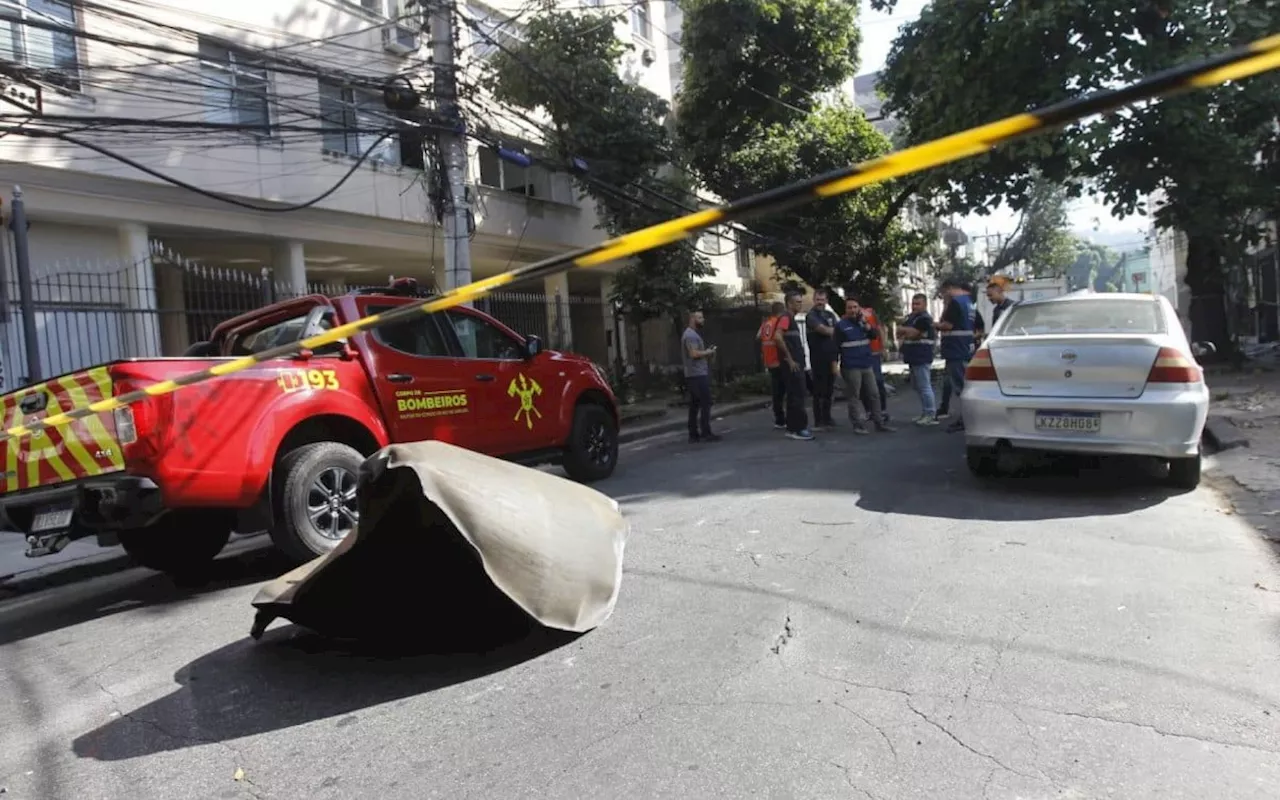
[{"xmin": 6, "ymin": 33, "xmax": 1280, "ymax": 443}]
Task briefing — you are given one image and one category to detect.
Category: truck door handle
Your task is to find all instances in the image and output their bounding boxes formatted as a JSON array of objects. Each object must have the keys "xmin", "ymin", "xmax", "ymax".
[
  {"xmin": 387, "ymin": 373, "xmax": 414, "ymax": 384},
  {"xmin": 475, "ymin": 374, "xmax": 495, "ymax": 382}
]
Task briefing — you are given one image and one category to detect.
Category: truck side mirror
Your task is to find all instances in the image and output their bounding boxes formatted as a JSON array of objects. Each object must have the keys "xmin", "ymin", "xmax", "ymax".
[{"xmin": 524, "ymin": 335, "xmax": 542, "ymax": 358}]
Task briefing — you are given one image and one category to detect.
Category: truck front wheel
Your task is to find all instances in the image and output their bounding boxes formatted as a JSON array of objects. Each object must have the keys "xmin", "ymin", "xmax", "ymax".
[
  {"xmin": 271, "ymin": 441, "xmax": 364, "ymax": 563},
  {"xmin": 562, "ymin": 404, "xmax": 618, "ymax": 483},
  {"xmin": 117, "ymin": 511, "xmax": 232, "ymax": 578}
]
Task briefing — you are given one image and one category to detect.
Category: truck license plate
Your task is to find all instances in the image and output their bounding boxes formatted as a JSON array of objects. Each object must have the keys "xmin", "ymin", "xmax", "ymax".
[
  {"xmin": 31, "ymin": 506, "xmax": 74, "ymax": 533},
  {"xmin": 1034, "ymin": 411, "xmax": 1101, "ymax": 433}
]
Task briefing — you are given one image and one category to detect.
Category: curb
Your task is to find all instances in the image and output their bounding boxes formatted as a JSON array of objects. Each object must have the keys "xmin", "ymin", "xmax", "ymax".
[
  {"xmin": 1202, "ymin": 416, "xmax": 1251, "ymax": 453},
  {"xmin": 619, "ymin": 407, "xmax": 669, "ymax": 426},
  {"xmin": 619, "ymin": 398, "xmax": 771, "ymax": 444}
]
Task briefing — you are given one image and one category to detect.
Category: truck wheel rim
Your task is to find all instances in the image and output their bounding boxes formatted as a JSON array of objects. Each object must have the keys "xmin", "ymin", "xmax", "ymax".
[
  {"xmin": 307, "ymin": 466, "xmax": 359, "ymax": 541},
  {"xmin": 586, "ymin": 422, "xmax": 613, "ymax": 466}
]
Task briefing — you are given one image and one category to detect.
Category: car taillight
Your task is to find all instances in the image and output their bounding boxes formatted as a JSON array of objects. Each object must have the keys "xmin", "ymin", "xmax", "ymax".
[
  {"xmin": 113, "ymin": 406, "xmax": 137, "ymax": 444},
  {"xmin": 1147, "ymin": 347, "xmax": 1203, "ymax": 383},
  {"xmin": 965, "ymin": 348, "xmax": 998, "ymax": 381}
]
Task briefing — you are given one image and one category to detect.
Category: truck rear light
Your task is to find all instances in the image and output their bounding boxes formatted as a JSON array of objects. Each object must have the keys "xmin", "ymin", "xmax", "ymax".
[
  {"xmin": 965, "ymin": 348, "xmax": 998, "ymax": 381},
  {"xmin": 1147, "ymin": 347, "xmax": 1203, "ymax": 383},
  {"xmin": 113, "ymin": 406, "xmax": 137, "ymax": 444}
]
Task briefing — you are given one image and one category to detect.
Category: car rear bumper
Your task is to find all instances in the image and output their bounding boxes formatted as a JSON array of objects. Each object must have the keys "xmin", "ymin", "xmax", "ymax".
[{"xmin": 960, "ymin": 383, "xmax": 1208, "ymax": 459}]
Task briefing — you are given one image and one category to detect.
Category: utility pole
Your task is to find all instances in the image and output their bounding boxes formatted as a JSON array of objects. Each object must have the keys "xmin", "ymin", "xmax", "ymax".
[
  {"xmin": 429, "ymin": 0, "xmax": 473, "ymax": 294},
  {"xmin": 9, "ymin": 187, "xmax": 40, "ymax": 384}
]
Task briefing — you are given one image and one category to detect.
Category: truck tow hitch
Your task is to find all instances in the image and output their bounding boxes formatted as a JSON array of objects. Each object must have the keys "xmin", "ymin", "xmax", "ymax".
[{"xmin": 26, "ymin": 532, "xmax": 71, "ymax": 558}]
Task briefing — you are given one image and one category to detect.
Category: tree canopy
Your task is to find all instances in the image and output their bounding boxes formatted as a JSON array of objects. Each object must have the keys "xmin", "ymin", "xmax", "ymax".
[
  {"xmin": 986, "ymin": 176, "xmax": 1078, "ymax": 277},
  {"xmin": 482, "ymin": 9, "xmax": 716, "ymax": 323},
  {"xmin": 872, "ymin": 0, "xmax": 1280, "ymax": 350},
  {"xmin": 678, "ymin": 0, "xmax": 924, "ymax": 310}
]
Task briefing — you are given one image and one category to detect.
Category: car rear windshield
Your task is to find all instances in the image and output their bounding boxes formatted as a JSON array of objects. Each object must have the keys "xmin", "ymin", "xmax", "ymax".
[{"xmin": 999, "ymin": 299, "xmax": 1165, "ymax": 336}]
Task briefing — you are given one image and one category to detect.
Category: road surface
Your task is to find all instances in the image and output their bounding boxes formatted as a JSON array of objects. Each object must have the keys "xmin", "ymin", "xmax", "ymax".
[{"xmin": 2, "ymin": 402, "xmax": 1279, "ymax": 799}]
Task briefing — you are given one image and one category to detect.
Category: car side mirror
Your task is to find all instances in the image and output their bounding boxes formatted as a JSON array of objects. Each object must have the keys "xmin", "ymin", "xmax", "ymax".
[
  {"xmin": 524, "ymin": 335, "xmax": 542, "ymax": 358},
  {"xmin": 1191, "ymin": 341, "xmax": 1216, "ymax": 359}
]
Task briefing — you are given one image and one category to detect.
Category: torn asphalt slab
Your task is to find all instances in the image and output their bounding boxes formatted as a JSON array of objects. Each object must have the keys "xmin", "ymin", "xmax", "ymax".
[{"xmin": 250, "ymin": 440, "xmax": 628, "ymax": 644}]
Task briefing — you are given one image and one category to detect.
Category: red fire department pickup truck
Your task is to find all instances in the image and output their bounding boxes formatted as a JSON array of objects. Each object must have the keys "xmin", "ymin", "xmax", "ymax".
[{"xmin": 0, "ymin": 279, "xmax": 620, "ymax": 577}]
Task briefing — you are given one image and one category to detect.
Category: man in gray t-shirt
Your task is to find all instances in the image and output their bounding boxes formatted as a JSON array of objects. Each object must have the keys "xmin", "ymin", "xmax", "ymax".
[{"xmin": 682, "ymin": 310, "xmax": 719, "ymax": 442}]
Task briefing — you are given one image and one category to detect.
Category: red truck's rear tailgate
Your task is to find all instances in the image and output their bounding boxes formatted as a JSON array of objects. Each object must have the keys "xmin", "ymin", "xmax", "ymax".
[{"xmin": 0, "ymin": 366, "xmax": 126, "ymax": 495}]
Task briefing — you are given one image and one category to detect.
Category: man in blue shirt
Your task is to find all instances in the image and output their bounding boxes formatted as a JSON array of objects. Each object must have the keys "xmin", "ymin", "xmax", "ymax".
[
  {"xmin": 936, "ymin": 278, "xmax": 976, "ymax": 433},
  {"xmin": 835, "ymin": 294, "xmax": 896, "ymax": 435},
  {"xmin": 895, "ymin": 292, "xmax": 938, "ymax": 425},
  {"xmin": 682, "ymin": 310, "xmax": 720, "ymax": 443}
]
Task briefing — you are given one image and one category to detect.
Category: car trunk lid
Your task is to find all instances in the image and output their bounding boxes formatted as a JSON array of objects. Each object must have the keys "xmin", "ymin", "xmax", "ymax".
[
  {"xmin": 990, "ymin": 336, "xmax": 1162, "ymax": 399},
  {"xmin": 0, "ymin": 366, "xmax": 126, "ymax": 495}
]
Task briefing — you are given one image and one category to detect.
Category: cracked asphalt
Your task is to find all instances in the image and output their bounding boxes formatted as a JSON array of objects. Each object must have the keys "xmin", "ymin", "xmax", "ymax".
[{"xmin": 3, "ymin": 403, "xmax": 1280, "ymax": 799}]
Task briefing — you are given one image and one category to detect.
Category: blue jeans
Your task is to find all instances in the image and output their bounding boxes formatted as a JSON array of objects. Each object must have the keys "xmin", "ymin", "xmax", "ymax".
[{"xmin": 909, "ymin": 363, "xmax": 936, "ymax": 416}]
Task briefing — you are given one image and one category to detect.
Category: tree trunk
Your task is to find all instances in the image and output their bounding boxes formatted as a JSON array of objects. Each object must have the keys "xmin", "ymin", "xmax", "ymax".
[{"xmin": 1184, "ymin": 232, "xmax": 1233, "ymax": 363}]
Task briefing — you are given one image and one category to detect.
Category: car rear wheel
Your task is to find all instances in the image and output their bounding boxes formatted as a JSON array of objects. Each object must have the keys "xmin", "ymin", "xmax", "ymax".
[
  {"xmin": 966, "ymin": 446, "xmax": 999, "ymax": 478},
  {"xmin": 271, "ymin": 441, "xmax": 364, "ymax": 563},
  {"xmin": 563, "ymin": 404, "xmax": 618, "ymax": 483},
  {"xmin": 117, "ymin": 510, "xmax": 232, "ymax": 578},
  {"xmin": 1166, "ymin": 453, "xmax": 1202, "ymax": 490}
]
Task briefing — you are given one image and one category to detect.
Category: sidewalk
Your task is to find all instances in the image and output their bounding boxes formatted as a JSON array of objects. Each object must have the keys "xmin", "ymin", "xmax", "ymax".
[{"xmin": 1203, "ymin": 364, "xmax": 1280, "ymax": 542}]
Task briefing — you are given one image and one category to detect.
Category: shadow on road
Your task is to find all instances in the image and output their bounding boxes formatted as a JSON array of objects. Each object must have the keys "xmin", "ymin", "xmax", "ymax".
[
  {"xmin": 611, "ymin": 405, "xmax": 1185, "ymax": 522},
  {"xmin": 72, "ymin": 623, "xmax": 581, "ymax": 762},
  {"xmin": 0, "ymin": 544, "xmax": 287, "ymax": 647}
]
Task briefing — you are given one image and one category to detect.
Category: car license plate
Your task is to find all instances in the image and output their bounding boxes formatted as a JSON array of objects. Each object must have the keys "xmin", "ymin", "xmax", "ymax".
[
  {"xmin": 1035, "ymin": 411, "xmax": 1101, "ymax": 433},
  {"xmin": 31, "ymin": 506, "xmax": 74, "ymax": 533}
]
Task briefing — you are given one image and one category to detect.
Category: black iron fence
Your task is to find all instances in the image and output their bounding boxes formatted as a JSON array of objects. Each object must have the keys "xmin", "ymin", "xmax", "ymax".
[{"xmin": 0, "ymin": 245, "xmax": 769, "ymax": 396}]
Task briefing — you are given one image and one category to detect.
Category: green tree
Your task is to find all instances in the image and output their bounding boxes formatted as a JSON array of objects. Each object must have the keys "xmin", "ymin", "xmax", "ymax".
[
  {"xmin": 677, "ymin": 0, "xmax": 924, "ymax": 311},
  {"xmin": 481, "ymin": 9, "xmax": 715, "ymax": 331},
  {"xmin": 872, "ymin": 0, "xmax": 1280, "ymax": 353},
  {"xmin": 1064, "ymin": 241, "xmax": 1118, "ymax": 292},
  {"xmin": 986, "ymin": 176, "xmax": 1078, "ymax": 277}
]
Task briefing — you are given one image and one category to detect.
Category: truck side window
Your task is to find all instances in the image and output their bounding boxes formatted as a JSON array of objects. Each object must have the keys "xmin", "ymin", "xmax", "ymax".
[
  {"xmin": 446, "ymin": 312, "xmax": 522, "ymax": 360},
  {"xmin": 368, "ymin": 305, "xmax": 451, "ymax": 357}
]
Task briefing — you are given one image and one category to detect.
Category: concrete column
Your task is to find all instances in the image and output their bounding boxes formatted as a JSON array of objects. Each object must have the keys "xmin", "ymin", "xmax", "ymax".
[
  {"xmin": 600, "ymin": 275, "xmax": 626, "ymax": 373},
  {"xmin": 273, "ymin": 240, "xmax": 307, "ymax": 297},
  {"xmin": 117, "ymin": 223, "xmax": 161, "ymax": 358},
  {"xmin": 544, "ymin": 272, "xmax": 572, "ymax": 351},
  {"xmin": 155, "ymin": 264, "xmax": 189, "ymax": 355}
]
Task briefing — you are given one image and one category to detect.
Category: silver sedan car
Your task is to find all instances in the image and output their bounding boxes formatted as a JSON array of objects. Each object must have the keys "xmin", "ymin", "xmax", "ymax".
[{"xmin": 961, "ymin": 292, "xmax": 1210, "ymax": 488}]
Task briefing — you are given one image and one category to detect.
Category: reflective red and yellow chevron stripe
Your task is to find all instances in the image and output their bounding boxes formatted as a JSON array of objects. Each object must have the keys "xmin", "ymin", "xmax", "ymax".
[{"xmin": 0, "ymin": 367, "xmax": 125, "ymax": 492}]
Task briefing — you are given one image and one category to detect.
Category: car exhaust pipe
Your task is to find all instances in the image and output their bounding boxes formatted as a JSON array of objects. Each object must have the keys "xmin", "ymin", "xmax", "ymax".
[{"xmin": 249, "ymin": 440, "xmax": 628, "ymax": 647}]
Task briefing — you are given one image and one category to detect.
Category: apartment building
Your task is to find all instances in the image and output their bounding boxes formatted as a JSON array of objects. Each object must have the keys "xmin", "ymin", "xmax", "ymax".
[{"xmin": 0, "ymin": 0, "xmax": 746, "ymax": 385}]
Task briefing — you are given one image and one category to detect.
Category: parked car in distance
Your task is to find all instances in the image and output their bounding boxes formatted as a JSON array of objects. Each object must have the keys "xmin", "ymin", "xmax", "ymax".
[
  {"xmin": 0, "ymin": 278, "xmax": 620, "ymax": 577},
  {"xmin": 960, "ymin": 292, "xmax": 1209, "ymax": 488}
]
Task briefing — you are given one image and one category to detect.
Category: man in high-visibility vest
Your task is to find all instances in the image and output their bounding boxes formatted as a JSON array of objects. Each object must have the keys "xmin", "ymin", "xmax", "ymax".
[
  {"xmin": 757, "ymin": 302, "xmax": 787, "ymax": 430},
  {"xmin": 861, "ymin": 304, "xmax": 890, "ymax": 422},
  {"xmin": 936, "ymin": 277, "xmax": 976, "ymax": 433}
]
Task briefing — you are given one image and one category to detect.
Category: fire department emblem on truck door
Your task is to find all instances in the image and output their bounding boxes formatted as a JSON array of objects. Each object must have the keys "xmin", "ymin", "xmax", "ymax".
[{"xmin": 508, "ymin": 373, "xmax": 543, "ymax": 429}]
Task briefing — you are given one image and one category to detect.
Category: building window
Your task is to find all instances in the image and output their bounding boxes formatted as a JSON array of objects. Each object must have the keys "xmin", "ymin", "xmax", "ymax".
[
  {"xmin": 318, "ymin": 81, "xmax": 400, "ymax": 165},
  {"xmin": 0, "ymin": 0, "xmax": 80, "ymax": 91},
  {"xmin": 631, "ymin": 2, "xmax": 651, "ymax": 40},
  {"xmin": 735, "ymin": 234, "xmax": 753, "ymax": 279},
  {"xmin": 476, "ymin": 146, "xmax": 559, "ymax": 201},
  {"xmin": 466, "ymin": 2, "xmax": 525, "ymax": 61},
  {"xmin": 199, "ymin": 39, "xmax": 270, "ymax": 132},
  {"xmin": 699, "ymin": 226, "xmax": 725, "ymax": 255}
]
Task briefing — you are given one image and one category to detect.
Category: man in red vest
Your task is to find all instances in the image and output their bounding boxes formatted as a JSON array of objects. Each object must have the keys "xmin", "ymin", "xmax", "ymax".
[{"xmin": 757, "ymin": 301, "xmax": 787, "ymax": 429}]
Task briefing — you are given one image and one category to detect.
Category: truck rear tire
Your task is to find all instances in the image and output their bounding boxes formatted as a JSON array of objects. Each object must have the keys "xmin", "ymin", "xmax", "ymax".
[
  {"xmin": 117, "ymin": 511, "xmax": 232, "ymax": 578},
  {"xmin": 271, "ymin": 441, "xmax": 364, "ymax": 563},
  {"xmin": 562, "ymin": 404, "xmax": 618, "ymax": 483}
]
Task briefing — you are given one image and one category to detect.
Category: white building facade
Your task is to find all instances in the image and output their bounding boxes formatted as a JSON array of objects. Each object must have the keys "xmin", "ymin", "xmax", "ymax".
[{"xmin": 0, "ymin": 0, "xmax": 744, "ymax": 386}]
